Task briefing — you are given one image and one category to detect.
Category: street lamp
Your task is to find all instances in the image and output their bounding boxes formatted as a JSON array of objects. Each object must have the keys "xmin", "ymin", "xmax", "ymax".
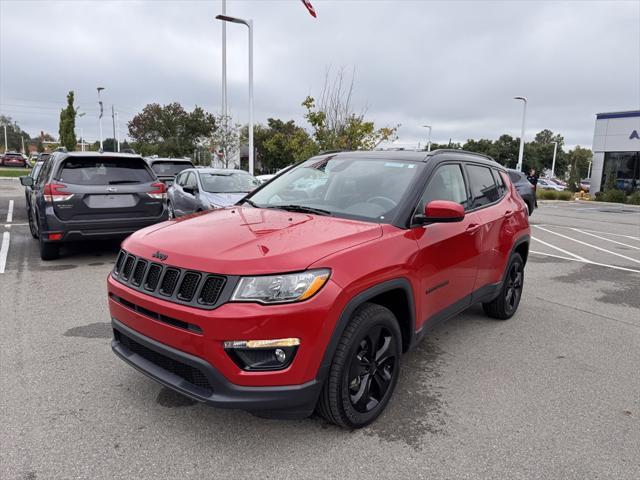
[
  {"xmin": 97, "ymin": 87, "xmax": 105, "ymax": 151},
  {"xmin": 514, "ymin": 96, "xmax": 527, "ymax": 172},
  {"xmin": 216, "ymin": 14, "xmax": 254, "ymax": 175},
  {"xmin": 550, "ymin": 141, "xmax": 558, "ymax": 179},
  {"xmin": 423, "ymin": 125, "xmax": 432, "ymax": 152},
  {"xmin": 78, "ymin": 112, "xmax": 86, "ymax": 151}
]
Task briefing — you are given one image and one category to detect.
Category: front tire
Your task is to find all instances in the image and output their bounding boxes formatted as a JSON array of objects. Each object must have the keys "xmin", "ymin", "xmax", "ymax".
[
  {"xmin": 317, "ymin": 303, "xmax": 402, "ymax": 429},
  {"xmin": 482, "ymin": 253, "xmax": 524, "ymax": 320},
  {"xmin": 28, "ymin": 210, "xmax": 38, "ymax": 239}
]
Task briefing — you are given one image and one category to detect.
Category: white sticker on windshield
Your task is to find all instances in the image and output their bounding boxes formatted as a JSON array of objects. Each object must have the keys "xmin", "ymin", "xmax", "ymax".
[{"xmin": 384, "ymin": 163, "xmax": 405, "ymax": 168}]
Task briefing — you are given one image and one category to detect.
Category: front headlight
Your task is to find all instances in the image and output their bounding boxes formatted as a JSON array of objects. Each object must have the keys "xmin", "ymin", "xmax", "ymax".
[{"xmin": 231, "ymin": 269, "xmax": 330, "ymax": 304}]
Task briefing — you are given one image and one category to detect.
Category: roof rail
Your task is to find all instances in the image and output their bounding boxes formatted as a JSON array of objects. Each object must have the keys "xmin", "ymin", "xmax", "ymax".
[
  {"xmin": 318, "ymin": 149, "xmax": 346, "ymax": 155},
  {"xmin": 428, "ymin": 148, "xmax": 496, "ymax": 162}
]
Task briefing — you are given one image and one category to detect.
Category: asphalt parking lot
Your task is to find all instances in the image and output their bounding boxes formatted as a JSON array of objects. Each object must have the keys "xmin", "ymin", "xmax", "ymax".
[{"xmin": 1, "ymin": 177, "xmax": 639, "ymax": 480}]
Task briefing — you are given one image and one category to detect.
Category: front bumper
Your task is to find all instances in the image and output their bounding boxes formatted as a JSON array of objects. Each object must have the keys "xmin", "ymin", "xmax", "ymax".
[{"xmin": 112, "ymin": 318, "xmax": 322, "ymax": 417}]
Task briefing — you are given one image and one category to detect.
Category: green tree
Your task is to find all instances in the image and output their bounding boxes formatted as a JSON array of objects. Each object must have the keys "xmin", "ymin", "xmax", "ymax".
[
  {"xmin": 0, "ymin": 115, "xmax": 31, "ymax": 153},
  {"xmin": 128, "ymin": 103, "xmax": 216, "ymax": 157},
  {"xmin": 243, "ymin": 118, "xmax": 318, "ymax": 172},
  {"xmin": 566, "ymin": 146, "xmax": 592, "ymax": 191},
  {"xmin": 58, "ymin": 91, "xmax": 77, "ymax": 151}
]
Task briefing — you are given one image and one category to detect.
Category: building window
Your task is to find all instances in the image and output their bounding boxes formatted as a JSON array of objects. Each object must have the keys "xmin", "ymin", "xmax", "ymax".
[{"xmin": 601, "ymin": 152, "xmax": 640, "ymax": 193}]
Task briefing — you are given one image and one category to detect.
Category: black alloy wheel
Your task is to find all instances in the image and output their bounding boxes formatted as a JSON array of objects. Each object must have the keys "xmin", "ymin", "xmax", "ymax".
[
  {"xmin": 347, "ymin": 326, "xmax": 397, "ymax": 413},
  {"xmin": 483, "ymin": 252, "xmax": 524, "ymax": 320},
  {"xmin": 317, "ymin": 302, "xmax": 402, "ymax": 428}
]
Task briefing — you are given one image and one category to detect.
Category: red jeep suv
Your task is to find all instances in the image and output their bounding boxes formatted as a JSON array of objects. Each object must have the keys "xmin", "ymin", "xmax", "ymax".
[{"xmin": 109, "ymin": 150, "xmax": 530, "ymax": 428}]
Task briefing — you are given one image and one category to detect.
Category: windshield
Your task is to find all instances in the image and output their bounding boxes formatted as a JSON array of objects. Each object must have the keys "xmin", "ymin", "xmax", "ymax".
[
  {"xmin": 151, "ymin": 161, "xmax": 192, "ymax": 176},
  {"xmin": 200, "ymin": 172, "xmax": 261, "ymax": 193},
  {"xmin": 247, "ymin": 156, "xmax": 423, "ymax": 222}
]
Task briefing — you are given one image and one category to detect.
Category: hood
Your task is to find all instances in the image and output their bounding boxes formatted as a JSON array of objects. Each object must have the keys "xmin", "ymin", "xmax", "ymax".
[
  {"xmin": 200, "ymin": 191, "xmax": 248, "ymax": 207},
  {"xmin": 124, "ymin": 207, "xmax": 383, "ymax": 275}
]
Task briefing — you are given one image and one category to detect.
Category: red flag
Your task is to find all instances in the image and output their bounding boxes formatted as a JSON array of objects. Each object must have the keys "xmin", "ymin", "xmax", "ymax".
[{"xmin": 300, "ymin": 0, "xmax": 317, "ymax": 18}]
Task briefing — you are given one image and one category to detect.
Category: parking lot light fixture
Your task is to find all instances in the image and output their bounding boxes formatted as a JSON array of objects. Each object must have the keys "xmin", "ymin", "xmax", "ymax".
[
  {"xmin": 423, "ymin": 125, "xmax": 432, "ymax": 152},
  {"xmin": 550, "ymin": 141, "xmax": 558, "ymax": 178},
  {"xmin": 97, "ymin": 87, "xmax": 105, "ymax": 151},
  {"xmin": 215, "ymin": 14, "xmax": 254, "ymax": 175},
  {"xmin": 514, "ymin": 96, "xmax": 527, "ymax": 172}
]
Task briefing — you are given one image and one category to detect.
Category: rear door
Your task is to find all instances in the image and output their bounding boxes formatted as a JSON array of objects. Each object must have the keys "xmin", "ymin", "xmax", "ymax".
[
  {"xmin": 52, "ymin": 156, "xmax": 163, "ymax": 222},
  {"xmin": 463, "ymin": 164, "xmax": 512, "ymax": 291}
]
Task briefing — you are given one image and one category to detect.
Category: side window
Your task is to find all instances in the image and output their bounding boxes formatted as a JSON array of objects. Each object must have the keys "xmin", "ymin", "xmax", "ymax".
[
  {"xmin": 493, "ymin": 169, "xmax": 507, "ymax": 197},
  {"xmin": 36, "ymin": 159, "xmax": 53, "ymax": 186},
  {"xmin": 466, "ymin": 165, "xmax": 500, "ymax": 208},
  {"xmin": 185, "ymin": 172, "xmax": 198, "ymax": 190},
  {"xmin": 417, "ymin": 164, "xmax": 468, "ymax": 213}
]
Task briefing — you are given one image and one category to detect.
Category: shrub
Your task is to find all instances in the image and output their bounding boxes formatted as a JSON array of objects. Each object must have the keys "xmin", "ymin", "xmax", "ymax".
[
  {"xmin": 594, "ymin": 191, "xmax": 605, "ymax": 201},
  {"xmin": 556, "ymin": 191, "xmax": 573, "ymax": 201},
  {"xmin": 536, "ymin": 189, "xmax": 558, "ymax": 200},
  {"xmin": 602, "ymin": 189, "xmax": 627, "ymax": 204},
  {"xmin": 627, "ymin": 191, "xmax": 640, "ymax": 205}
]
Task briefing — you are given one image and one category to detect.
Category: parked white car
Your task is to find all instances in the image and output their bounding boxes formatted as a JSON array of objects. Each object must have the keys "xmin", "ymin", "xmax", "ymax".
[{"xmin": 537, "ymin": 178, "xmax": 565, "ymax": 191}]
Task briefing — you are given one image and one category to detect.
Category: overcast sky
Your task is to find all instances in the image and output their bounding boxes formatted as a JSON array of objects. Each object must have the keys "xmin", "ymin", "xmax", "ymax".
[{"xmin": 1, "ymin": 0, "xmax": 639, "ymax": 150}]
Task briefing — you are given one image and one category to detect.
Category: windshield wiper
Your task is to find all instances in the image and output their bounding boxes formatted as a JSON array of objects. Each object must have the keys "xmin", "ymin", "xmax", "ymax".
[
  {"xmin": 242, "ymin": 198, "xmax": 261, "ymax": 208},
  {"xmin": 268, "ymin": 204, "xmax": 332, "ymax": 216},
  {"xmin": 108, "ymin": 180, "xmax": 141, "ymax": 184}
]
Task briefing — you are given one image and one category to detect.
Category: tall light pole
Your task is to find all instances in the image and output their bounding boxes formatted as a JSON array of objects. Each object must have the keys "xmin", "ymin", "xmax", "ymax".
[
  {"xmin": 77, "ymin": 112, "xmax": 86, "ymax": 152},
  {"xmin": 3, "ymin": 123, "xmax": 7, "ymax": 153},
  {"xmin": 221, "ymin": 0, "xmax": 227, "ymax": 121},
  {"xmin": 216, "ymin": 14, "xmax": 254, "ymax": 175},
  {"xmin": 423, "ymin": 125, "xmax": 432, "ymax": 152},
  {"xmin": 550, "ymin": 141, "xmax": 558, "ymax": 179},
  {"xmin": 514, "ymin": 96, "xmax": 527, "ymax": 172},
  {"xmin": 115, "ymin": 111, "xmax": 121, "ymax": 152},
  {"xmin": 97, "ymin": 87, "xmax": 105, "ymax": 151}
]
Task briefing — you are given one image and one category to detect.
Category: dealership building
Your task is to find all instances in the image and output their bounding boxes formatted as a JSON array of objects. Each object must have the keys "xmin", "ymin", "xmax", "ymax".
[{"xmin": 591, "ymin": 110, "xmax": 640, "ymax": 193}]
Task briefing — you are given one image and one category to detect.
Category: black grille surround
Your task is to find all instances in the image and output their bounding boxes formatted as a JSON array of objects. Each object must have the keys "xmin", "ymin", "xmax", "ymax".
[{"xmin": 111, "ymin": 250, "xmax": 236, "ymax": 310}]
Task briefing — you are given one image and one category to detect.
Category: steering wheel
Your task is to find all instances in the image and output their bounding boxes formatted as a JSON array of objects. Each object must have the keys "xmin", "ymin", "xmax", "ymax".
[{"xmin": 367, "ymin": 196, "xmax": 397, "ymax": 210}]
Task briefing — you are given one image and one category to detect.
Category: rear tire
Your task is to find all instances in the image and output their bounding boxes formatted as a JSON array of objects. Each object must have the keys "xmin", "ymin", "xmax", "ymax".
[
  {"xmin": 28, "ymin": 210, "xmax": 38, "ymax": 239},
  {"xmin": 317, "ymin": 303, "xmax": 402, "ymax": 429},
  {"xmin": 482, "ymin": 253, "xmax": 524, "ymax": 320},
  {"xmin": 39, "ymin": 234, "xmax": 59, "ymax": 261}
]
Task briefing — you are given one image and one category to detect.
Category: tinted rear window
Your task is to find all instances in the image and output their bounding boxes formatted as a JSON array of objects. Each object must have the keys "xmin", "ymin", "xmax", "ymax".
[
  {"xmin": 5, "ymin": 153, "xmax": 22, "ymax": 158},
  {"xmin": 150, "ymin": 161, "xmax": 192, "ymax": 176},
  {"xmin": 58, "ymin": 157, "xmax": 154, "ymax": 185}
]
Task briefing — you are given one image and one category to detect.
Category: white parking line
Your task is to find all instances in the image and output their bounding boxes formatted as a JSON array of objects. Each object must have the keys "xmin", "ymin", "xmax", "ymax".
[
  {"xmin": 571, "ymin": 228, "xmax": 640, "ymax": 251},
  {"xmin": 534, "ymin": 225, "xmax": 640, "ymax": 265},
  {"xmin": 530, "ymin": 250, "xmax": 640, "ymax": 274},
  {"xmin": 0, "ymin": 231, "xmax": 9, "ymax": 274},
  {"xmin": 531, "ymin": 236, "xmax": 589, "ymax": 262},
  {"xmin": 551, "ymin": 225, "xmax": 640, "ymax": 241},
  {"xmin": 6, "ymin": 200, "xmax": 13, "ymax": 223}
]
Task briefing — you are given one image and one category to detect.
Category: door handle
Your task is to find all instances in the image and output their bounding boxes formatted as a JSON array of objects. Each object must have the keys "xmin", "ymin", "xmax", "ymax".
[
  {"xmin": 504, "ymin": 210, "xmax": 514, "ymax": 218},
  {"xmin": 466, "ymin": 223, "xmax": 481, "ymax": 233}
]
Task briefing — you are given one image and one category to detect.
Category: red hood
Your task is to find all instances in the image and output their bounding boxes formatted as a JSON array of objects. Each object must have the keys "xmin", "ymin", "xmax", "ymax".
[{"xmin": 124, "ymin": 207, "xmax": 382, "ymax": 275}]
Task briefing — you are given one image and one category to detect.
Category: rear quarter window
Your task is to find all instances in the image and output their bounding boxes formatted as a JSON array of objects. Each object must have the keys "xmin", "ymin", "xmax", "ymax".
[{"xmin": 58, "ymin": 157, "xmax": 154, "ymax": 185}]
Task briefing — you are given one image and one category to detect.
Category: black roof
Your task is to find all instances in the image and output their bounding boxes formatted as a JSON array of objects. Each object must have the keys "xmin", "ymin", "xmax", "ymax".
[{"xmin": 310, "ymin": 149, "xmax": 499, "ymax": 166}]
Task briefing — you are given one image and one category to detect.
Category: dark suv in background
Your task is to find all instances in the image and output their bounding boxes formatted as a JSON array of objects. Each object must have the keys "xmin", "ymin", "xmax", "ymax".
[
  {"xmin": 507, "ymin": 169, "xmax": 536, "ymax": 215},
  {"xmin": 145, "ymin": 157, "xmax": 194, "ymax": 186},
  {"xmin": 20, "ymin": 152, "xmax": 168, "ymax": 260}
]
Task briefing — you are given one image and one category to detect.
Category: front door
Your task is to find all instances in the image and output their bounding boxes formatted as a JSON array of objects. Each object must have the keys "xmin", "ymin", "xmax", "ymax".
[{"xmin": 411, "ymin": 163, "xmax": 483, "ymax": 330}]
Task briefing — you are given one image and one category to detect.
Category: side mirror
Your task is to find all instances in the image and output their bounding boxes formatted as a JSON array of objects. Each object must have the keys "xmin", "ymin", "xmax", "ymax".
[
  {"xmin": 416, "ymin": 200, "xmax": 465, "ymax": 224},
  {"xmin": 20, "ymin": 176, "xmax": 33, "ymax": 187},
  {"xmin": 183, "ymin": 186, "xmax": 195, "ymax": 195}
]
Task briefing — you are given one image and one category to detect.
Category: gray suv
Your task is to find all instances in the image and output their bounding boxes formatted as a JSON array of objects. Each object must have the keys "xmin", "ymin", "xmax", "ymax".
[{"xmin": 20, "ymin": 152, "xmax": 168, "ymax": 260}]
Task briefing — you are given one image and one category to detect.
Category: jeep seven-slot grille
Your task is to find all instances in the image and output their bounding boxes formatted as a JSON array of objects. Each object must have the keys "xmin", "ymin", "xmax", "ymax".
[
  {"xmin": 144, "ymin": 264, "xmax": 162, "ymax": 291},
  {"xmin": 159, "ymin": 269, "xmax": 180, "ymax": 296},
  {"xmin": 112, "ymin": 250, "xmax": 227, "ymax": 309},
  {"xmin": 178, "ymin": 272, "xmax": 201, "ymax": 301},
  {"xmin": 131, "ymin": 260, "xmax": 147, "ymax": 286}
]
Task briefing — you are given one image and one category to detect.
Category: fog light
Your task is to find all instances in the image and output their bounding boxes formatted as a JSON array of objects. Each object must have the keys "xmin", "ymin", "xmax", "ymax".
[
  {"xmin": 275, "ymin": 348, "xmax": 286, "ymax": 363},
  {"xmin": 223, "ymin": 338, "xmax": 300, "ymax": 371}
]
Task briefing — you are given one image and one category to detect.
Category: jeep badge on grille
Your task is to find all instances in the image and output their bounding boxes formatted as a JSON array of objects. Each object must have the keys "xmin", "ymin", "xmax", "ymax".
[{"xmin": 152, "ymin": 251, "xmax": 168, "ymax": 261}]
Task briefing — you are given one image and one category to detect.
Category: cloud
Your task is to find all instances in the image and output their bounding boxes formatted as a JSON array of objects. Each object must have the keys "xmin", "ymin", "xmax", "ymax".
[{"xmin": 1, "ymin": 0, "xmax": 638, "ymax": 149}]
